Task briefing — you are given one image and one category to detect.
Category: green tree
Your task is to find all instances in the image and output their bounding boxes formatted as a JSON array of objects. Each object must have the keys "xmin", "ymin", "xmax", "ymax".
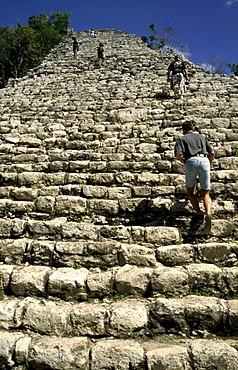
[
  {"xmin": 0, "ymin": 25, "xmax": 37, "ymax": 86},
  {"xmin": 28, "ymin": 12, "xmax": 70, "ymax": 36},
  {"xmin": 0, "ymin": 12, "xmax": 71, "ymax": 88},
  {"xmin": 226, "ymin": 63, "xmax": 238, "ymax": 76},
  {"xmin": 142, "ymin": 24, "xmax": 187, "ymax": 53},
  {"xmin": 49, "ymin": 12, "xmax": 71, "ymax": 36},
  {"xmin": 141, "ymin": 24, "xmax": 166, "ymax": 49},
  {"xmin": 27, "ymin": 12, "xmax": 70, "ymax": 55}
]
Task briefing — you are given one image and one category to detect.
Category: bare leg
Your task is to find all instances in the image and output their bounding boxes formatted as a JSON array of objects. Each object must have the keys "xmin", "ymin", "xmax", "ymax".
[
  {"xmin": 187, "ymin": 187, "xmax": 202, "ymax": 214},
  {"xmin": 201, "ymin": 189, "xmax": 212, "ymax": 233},
  {"xmin": 200, "ymin": 189, "xmax": 212, "ymax": 215}
]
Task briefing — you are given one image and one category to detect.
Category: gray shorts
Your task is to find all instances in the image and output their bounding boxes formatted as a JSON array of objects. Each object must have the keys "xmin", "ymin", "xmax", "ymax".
[{"xmin": 185, "ymin": 157, "xmax": 210, "ymax": 190}]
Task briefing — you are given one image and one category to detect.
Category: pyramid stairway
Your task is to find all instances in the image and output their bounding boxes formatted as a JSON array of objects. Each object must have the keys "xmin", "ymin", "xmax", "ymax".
[{"xmin": 0, "ymin": 29, "xmax": 237, "ymax": 369}]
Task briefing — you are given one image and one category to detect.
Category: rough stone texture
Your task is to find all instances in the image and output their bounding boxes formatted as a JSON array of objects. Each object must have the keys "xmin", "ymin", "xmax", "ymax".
[
  {"xmin": 91, "ymin": 339, "xmax": 145, "ymax": 370},
  {"xmin": 0, "ymin": 29, "xmax": 238, "ymax": 369}
]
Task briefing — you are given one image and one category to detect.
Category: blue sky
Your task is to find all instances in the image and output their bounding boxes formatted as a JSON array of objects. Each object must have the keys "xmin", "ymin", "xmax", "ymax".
[{"xmin": 0, "ymin": 0, "xmax": 237, "ymax": 73}]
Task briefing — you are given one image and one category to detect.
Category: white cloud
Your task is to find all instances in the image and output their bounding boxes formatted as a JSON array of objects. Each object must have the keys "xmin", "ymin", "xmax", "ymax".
[
  {"xmin": 201, "ymin": 63, "xmax": 215, "ymax": 72},
  {"xmin": 225, "ymin": 0, "xmax": 238, "ymax": 6},
  {"xmin": 163, "ymin": 45, "xmax": 192, "ymax": 60}
]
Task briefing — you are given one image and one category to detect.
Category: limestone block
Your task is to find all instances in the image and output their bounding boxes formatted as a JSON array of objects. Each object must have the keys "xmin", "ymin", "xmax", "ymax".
[
  {"xmin": 215, "ymin": 145, "xmax": 232, "ymax": 158},
  {"xmin": 10, "ymin": 265, "xmax": 51, "ymax": 296},
  {"xmin": 87, "ymin": 269, "xmax": 114, "ymax": 298},
  {"xmin": 150, "ymin": 297, "xmax": 188, "ymax": 335},
  {"xmin": 4, "ymin": 133, "xmax": 21, "ymax": 144},
  {"xmin": 48, "ymin": 148, "xmax": 68, "ymax": 161},
  {"xmin": 34, "ymin": 195, "xmax": 55, "ymax": 212},
  {"xmin": 91, "ymin": 339, "xmax": 144, "ymax": 370},
  {"xmin": 108, "ymin": 186, "xmax": 131, "ymax": 200},
  {"xmin": 55, "ymin": 195, "xmax": 86, "ymax": 215},
  {"xmin": 27, "ymin": 219, "xmax": 65, "ymax": 238},
  {"xmin": 115, "ymin": 265, "xmax": 153, "ymax": 295},
  {"xmin": 10, "ymin": 187, "xmax": 38, "ymax": 201},
  {"xmin": 145, "ymin": 226, "xmax": 181, "ymax": 246},
  {"xmin": 114, "ymin": 171, "xmax": 134, "ymax": 184},
  {"xmin": 118, "ymin": 143, "xmax": 136, "ymax": 153},
  {"xmin": 220, "ymin": 156, "xmax": 238, "ymax": 170},
  {"xmin": 0, "ymin": 238, "xmax": 27, "ymax": 264},
  {"xmin": 0, "ymin": 186, "xmax": 9, "ymax": 198},
  {"xmin": 108, "ymin": 299, "xmax": 148, "ymax": 337},
  {"xmin": 48, "ymin": 267, "xmax": 89, "ymax": 301},
  {"xmin": 211, "ymin": 118, "xmax": 230, "ymax": 129},
  {"xmin": 69, "ymin": 160, "xmax": 90, "ymax": 171},
  {"xmin": 226, "ymin": 182, "xmax": 238, "ymax": 197},
  {"xmin": 48, "ymin": 161, "xmax": 68, "ymax": 171},
  {"xmin": 223, "ymin": 267, "xmax": 238, "ymax": 296},
  {"xmin": 0, "ymin": 219, "xmax": 11, "ymax": 237},
  {"xmin": 15, "ymin": 335, "xmax": 32, "ymax": 365},
  {"xmin": 0, "ymin": 299, "xmax": 20, "ymax": 330},
  {"xmin": 55, "ymin": 241, "xmax": 85, "ymax": 256},
  {"xmin": 38, "ymin": 185, "xmax": 60, "ymax": 197},
  {"xmin": 7, "ymin": 200, "xmax": 34, "ymax": 214},
  {"xmin": 62, "ymin": 222, "xmax": 99, "ymax": 240},
  {"xmin": 184, "ymin": 295, "xmax": 227, "ymax": 334},
  {"xmin": 0, "ymin": 331, "xmax": 24, "ymax": 368},
  {"xmin": 18, "ymin": 172, "xmax": 44, "ymax": 187},
  {"xmin": 137, "ymin": 172, "xmax": 160, "ymax": 184},
  {"xmin": 116, "ymin": 107, "xmax": 148, "ymax": 123},
  {"xmin": 147, "ymin": 345, "xmax": 191, "ymax": 370},
  {"xmin": 22, "ymin": 299, "xmax": 71, "ymax": 336},
  {"xmin": 197, "ymin": 242, "xmax": 233, "ymax": 263},
  {"xmin": 189, "ymin": 340, "xmax": 238, "ymax": 369},
  {"xmin": 67, "ymin": 172, "xmax": 90, "ymax": 184},
  {"xmin": 151, "ymin": 266, "xmax": 189, "ymax": 296},
  {"xmin": 0, "ymin": 264, "xmax": 14, "ymax": 290},
  {"xmin": 87, "ymin": 241, "xmax": 119, "ymax": 265},
  {"xmin": 214, "ymin": 169, "xmax": 238, "ymax": 181},
  {"xmin": 70, "ymin": 302, "xmax": 107, "ymax": 336},
  {"xmin": 227, "ymin": 300, "xmax": 238, "ymax": 334},
  {"xmin": 151, "ymin": 197, "xmax": 172, "ymax": 211},
  {"xmin": 133, "ymin": 186, "xmax": 152, "ymax": 197},
  {"xmin": 155, "ymin": 160, "xmax": 172, "ymax": 171},
  {"xmin": 138, "ymin": 143, "xmax": 157, "ymax": 154},
  {"xmin": 186, "ymin": 263, "xmax": 224, "ymax": 293},
  {"xmin": 28, "ymin": 336, "xmax": 90, "ymax": 370},
  {"xmin": 89, "ymin": 172, "xmax": 114, "ymax": 185},
  {"xmin": 119, "ymin": 198, "xmax": 149, "ymax": 213},
  {"xmin": 100, "ymin": 225, "xmax": 130, "ymax": 240},
  {"xmin": 82, "ymin": 184, "xmax": 108, "ymax": 198},
  {"xmin": 45, "ymin": 173, "xmax": 65, "ymax": 185},
  {"xmin": 28, "ymin": 240, "xmax": 55, "ymax": 265},
  {"xmin": 107, "ymin": 160, "xmax": 131, "ymax": 171},
  {"xmin": 119, "ymin": 243, "xmax": 157, "ymax": 267}
]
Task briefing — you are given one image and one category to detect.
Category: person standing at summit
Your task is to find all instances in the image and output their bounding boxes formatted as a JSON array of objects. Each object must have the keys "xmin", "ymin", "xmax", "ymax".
[{"xmin": 174, "ymin": 121, "xmax": 215, "ymax": 234}]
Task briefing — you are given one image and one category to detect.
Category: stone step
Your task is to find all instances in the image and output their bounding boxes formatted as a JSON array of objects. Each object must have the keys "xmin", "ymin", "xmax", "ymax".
[
  {"xmin": 0, "ymin": 235, "xmax": 237, "ymax": 269},
  {"xmin": 0, "ymin": 28, "xmax": 238, "ymax": 370},
  {"xmin": 1, "ymin": 262, "xmax": 238, "ymax": 302},
  {"xmin": 0, "ymin": 330, "xmax": 237, "ymax": 369},
  {"xmin": 0, "ymin": 296, "xmax": 238, "ymax": 338}
]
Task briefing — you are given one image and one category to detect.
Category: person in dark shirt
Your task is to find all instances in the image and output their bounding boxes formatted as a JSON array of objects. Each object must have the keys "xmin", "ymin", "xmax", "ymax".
[
  {"xmin": 72, "ymin": 36, "xmax": 79, "ymax": 58},
  {"xmin": 174, "ymin": 121, "xmax": 215, "ymax": 233},
  {"xmin": 95, "ymin": 42, "xmax": 105, "ymax": 66},
  {"xmin": 167, "ymin": 55, "xmax": 189, "ymax": 97}
]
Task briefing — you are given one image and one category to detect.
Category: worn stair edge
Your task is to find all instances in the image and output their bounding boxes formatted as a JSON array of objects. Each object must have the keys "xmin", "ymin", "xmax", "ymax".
[
  {"xmin": 0, "ymin": 330, "xmax": 238, "ymax": 370},
  {"xmin": 1, "ymin": 263, "xmax": 238, "ymax": 302},
  {"xmin": 0, "ymin": 296, "xmax": 238, "ymax": 338}
]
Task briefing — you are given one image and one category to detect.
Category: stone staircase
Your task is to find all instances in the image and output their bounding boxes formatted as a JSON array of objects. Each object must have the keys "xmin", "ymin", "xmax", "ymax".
[{"xmin": 0, "ymin": 29, "xmax": 237, "ymax": 369}]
